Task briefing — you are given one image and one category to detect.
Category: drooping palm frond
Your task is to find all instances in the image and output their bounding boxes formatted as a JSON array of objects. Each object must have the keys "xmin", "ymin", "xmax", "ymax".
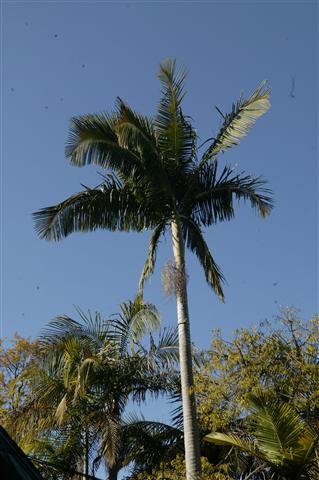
[
  {"xmin": 205, "ymin": 431, "xmax": 263, "ymax": 460},
  {"xmin": 25, "ymin": 423, "xmax": 88, "ymax": 480},
  {"xmin": 201, "ymin": 81, "xmax": 271, "ymax": 162},
  {"xmin": 100, "ymin": 415, "xmax": 121, "ymax": 467},
  {"xmin": 40, "ymin": 315, "xmax": 81, "ymax": 347},
  {"xmin": 40, "ymin": 310, "xmax": 110, "ymax": 357},
  {"xmin": 120, "ymin": 414, "xmax": 183, "ymax": 474},
  {"xmin": 169, "ymin": 387, "xmax": 184, "ymax": 431},
  {"xmin": 31, "ymin": 368, "xmax": 66, "ymax": 409},
  {"xmin": 33, "ymin": 179, "xmax": 154, "ymax": 241},
  {"xmin": 181, "ymin": 217, "xmax": 225, "ymax": 300},
  {"xmin": 115, "ymin": 98, "xmax": 160, "ymax": 169},
  {"xmin": 190, "ymin": 162, "xmax": 273, "ymax": 226},
  {"xmin": 65, "ymin": 112, "xmax": 146, "ymax": 180},
  {"xmin": 139, "ymin": 222, "xmax": 166, "ymax": 293}
]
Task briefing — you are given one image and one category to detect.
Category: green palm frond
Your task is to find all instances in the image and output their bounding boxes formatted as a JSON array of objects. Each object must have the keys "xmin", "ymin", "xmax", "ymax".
[
  {"xmin": 73, "ymin": 307, "xmax": 110, "ymax": 346},
  {"xmin": 248, "ymin": 392, "xmax": 306, "ymax": 454},
  {"xmin": 181, "ymin": 217, "xmax": 225, "ymax": 300},
  {"xmin": 205, "ymin": 392, "xmax": 319, "ymax": 479},
  {"xmin": 65, "ymin": 112, "xmax": 145, "ymax": 179},
  {"xmin": 157, "ymin": 58, "xmax": 187, "ymax": 111},
  {"xmin": 140, "ymin": 327, "xmax": 180, "ymax": 372},
  {"xmin": 154, "ymin": 327, "xmax": 180, "ymax": 364},
  {"xmin": 247, "ymin": 392, "xmax": 318, "ymax": 473},
  {"xmin": 201, "ymin": 81, "xmax": 270, "ymax": 162},
  {"xmin": 32, "ymin": 369, "xmax": 66, "ymax": 406},
  {"xmin": 25, "ymin": 425, "xmax": 86, "ymax": 479},
  {"xmin": 308, "ymin": 459, "xmax": 319, "ymax": 480},
  {"xmin": 205, "ymin": 431, "xmax": 264, "ymax": 461},
  {"xmin": 139, "ymin": 222, "xmax": 166, "ymax": 293},
  {"xmin": 40, "ymin": 315, "xmax": 80, "ymax": 346},
  {"xmin": 122, "ymin": 414, "xmax": 183, "ymax": 465},
  {"xmin": 156, "ymin": 59, "xmax": 196, "ymax": 170},
  {"xmin": 55, "ymin": 394, "xmax": 68, "ymax": 425},
  {"xmin": 100, "ymin": 416, "xmax": 121, "ymax": 466},
  {"xmin": 33, "ymin": 180, "xmax": 153, "ymax": 241},
  {"xmin": 113, "ymin": 298, "xmax": 160, "ymax": 356},
  {"xmin": 78, "ymin": 356, "xmax": 103, "ymax": 396},
  {"xmin": 115, "ymin": 98, "xmax": 159, "ymax": 161},
  {"xmin": 41, "ymin": 310, "xmax": 110, "ymax": 351},
  {"xmin": 192, "ymin": 163, "xmax": 273, "ymax": 226}
]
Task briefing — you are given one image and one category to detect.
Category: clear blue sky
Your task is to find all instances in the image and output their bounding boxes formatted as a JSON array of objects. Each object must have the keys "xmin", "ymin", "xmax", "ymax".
[{"xmin": 2, "ymin": 0, "xmax": 318, "ymax": 429}]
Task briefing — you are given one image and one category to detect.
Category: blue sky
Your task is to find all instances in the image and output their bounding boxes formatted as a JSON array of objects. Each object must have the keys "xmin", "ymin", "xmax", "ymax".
[{"xmin": 2, "ymin": 0, "xmax": 318, "ymax": 442}]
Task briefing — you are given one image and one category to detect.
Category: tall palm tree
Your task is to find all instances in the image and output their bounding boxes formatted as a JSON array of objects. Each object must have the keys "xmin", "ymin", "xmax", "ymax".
[
  {"xmin": 33, "ymin": 59, "xmax": 272, "ymax": 479},
  {"xmin": 205, "ymin": 392, "xmax": 319, "ymax": 480},
  {"xmin": 23, "ymin": 299, "xmax": 180, "ymax": 480}
]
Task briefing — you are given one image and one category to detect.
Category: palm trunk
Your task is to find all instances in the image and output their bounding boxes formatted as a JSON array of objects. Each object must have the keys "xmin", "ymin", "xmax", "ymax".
[
  {"xmin": 83, "ymin": 428, "xmax": 89, "ymax": 480},
  {"xmin": 108, "ymin": 465, "xmax": 118, "ymax": 480},
  {"xmin": 171, "ymin": 217, "xmax": 201, "ymax": 480}
]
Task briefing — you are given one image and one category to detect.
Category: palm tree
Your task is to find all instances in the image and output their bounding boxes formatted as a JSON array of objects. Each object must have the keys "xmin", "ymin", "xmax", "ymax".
[
  {"xmin": 104, "ymin": 414, "xmax": 183, "ymax": 479},
  {"xmin": 205, "ymin": 392, "xmax": 319, "ymax": 480},
  {"xmin": 23, "ymin": 299, "xmax": 181, "ymax": 480},
  {"xmin": 33, "ymin": 59, "xmax": 272, "ymax": 479}
]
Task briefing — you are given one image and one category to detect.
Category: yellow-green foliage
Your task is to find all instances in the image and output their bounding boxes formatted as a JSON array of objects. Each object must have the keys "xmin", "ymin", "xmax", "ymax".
[
  {"xmin": 0, "ymin": 334, "xmax": 41, "ymax": 431},
  {"xmin": 134, "ymin": 455, "xmax": 231, "ymax": 480},
  {"xmin": 195, "ymin": 308, "xmax": 319, "ymax": 432}
]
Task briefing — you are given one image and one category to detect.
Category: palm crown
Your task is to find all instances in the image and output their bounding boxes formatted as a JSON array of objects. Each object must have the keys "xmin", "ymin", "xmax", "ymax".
[{"xmin": 33, "ymin": 59, "xmax": 272, "ymax": 301}]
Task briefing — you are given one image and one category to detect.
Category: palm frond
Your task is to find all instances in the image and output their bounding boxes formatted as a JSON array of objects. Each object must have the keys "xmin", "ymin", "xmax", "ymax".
[
  {"xmin": 41, "ymin": 310, "xmax": 110, "ymax": 352},
  {"xmin": 33, "ymin": 180, "xmax": 153, "ymax": 241},
  {"xmin": 247, "ymin": 392, "xmax": 315, "ymax": 462},
  {"xmin": 112, "ymin": 298, "xmax": 160, "ymax": 356},
  {"xmin": 40, "ymin": 315, "xmax": 81, "ymax": 347},
  {"xmin": 155, "ymin": 58, "xmax": 196, "ymax": 171},
  {"xmin": 55, "ymin": 394, "xmax": 68, "ymax": 425},
  {"xmin": 155, "ymin": 327, "xmax": 180, "ymax": 364},
  {"xmin": 65, "ymin": 112, "xmax": 145, "ymax": 179},
  {"xmin": 205, "ymin": 431, "xmax": 264, "ymax": 461},
  {"xmin": 121, "ymin": 414, "xmax": 183, "ymax": 473},
  {"xmin": 100, "ymin": 416, "xmax": 121, "ymax": 467},
  {"xmin": 139, "ymin": 327, "xmax": 180, "ymax": 373},
  {"xmin": 205, "ymin": 392, "xmax": 319, "ymax": 478},
  {"xmin": 192, "ymin": 163, "xmax": 273, "ymax": 226},
  {"xmin": 115, "ymin": 98, "xmax": 160, "ymax": 167},
  {"xmin": 201, "ymin": 81, "xmax": 270, "ymax": 161},
  {"xmin": 139, "ymin": 222, "xmax": 166, "ymax": 293},
  {"xmin": 168, "ymin": 385, "xmax": 184, "ymax": 430},
  {"xmin": 181, "ymin": 217, "xmax": 225, "ymax": 300}
]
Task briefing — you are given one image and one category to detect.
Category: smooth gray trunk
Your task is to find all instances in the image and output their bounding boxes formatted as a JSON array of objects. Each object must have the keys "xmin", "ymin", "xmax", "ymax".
[{"xmin": 171, "ymin": 217, "xmax": 201, "ymax": 480}]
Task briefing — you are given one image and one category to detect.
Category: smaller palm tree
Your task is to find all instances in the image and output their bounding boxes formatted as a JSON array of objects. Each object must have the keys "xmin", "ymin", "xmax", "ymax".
[
  {"xmin": 22, "ymin": 298, "xmax": 182, "ymax": 480},
  {"xmin": 205, "ymin": 391, "xmax": 319, "ymax": 480}
]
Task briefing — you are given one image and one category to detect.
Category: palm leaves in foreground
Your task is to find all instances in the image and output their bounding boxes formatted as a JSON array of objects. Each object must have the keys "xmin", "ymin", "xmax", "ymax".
[
  {"xmin": 205, "ymin": 392, "xmax": 319, "ymax": 480},
  {"xmin": 20, "ymin": 299, "xmax": 181, "ymax": 480}
]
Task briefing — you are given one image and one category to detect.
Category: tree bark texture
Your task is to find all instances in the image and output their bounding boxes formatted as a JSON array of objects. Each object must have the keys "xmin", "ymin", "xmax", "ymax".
[
  {"xmin": 171, "ymin": 217, "xmax": 201, "ymax": 480},
  {"xmin": 83, "ymin": 428, "xmax": 89, "ymax": 480}
]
